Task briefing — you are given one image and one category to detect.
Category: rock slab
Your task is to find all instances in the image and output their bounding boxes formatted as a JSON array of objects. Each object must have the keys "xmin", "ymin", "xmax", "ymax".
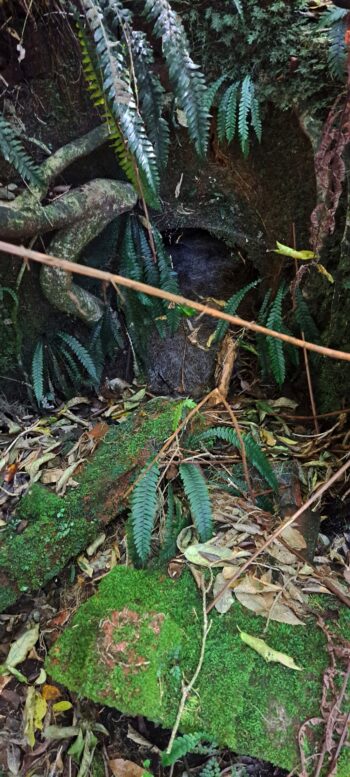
[{"xmin": 46, "ymin": 566, "xmax": 350, "ymax": 774}]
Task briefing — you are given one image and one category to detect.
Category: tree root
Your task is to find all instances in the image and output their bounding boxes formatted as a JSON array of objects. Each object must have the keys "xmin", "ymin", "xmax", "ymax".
[{"xmin": 0, "ymin": 124, "xmax": 137, "ymax": 324}]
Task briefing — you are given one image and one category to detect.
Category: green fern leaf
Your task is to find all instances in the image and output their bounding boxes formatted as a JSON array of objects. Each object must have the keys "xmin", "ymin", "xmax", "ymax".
[
  {"xmin": 294, "ymin": 289, "xmax": 320, "ymax": 344},
  {"xmin": 81, "ymin": 0, "xmax": 159, "ymax": 195},
  {"xmin": 131, "ymin": 30, "xmax": 170, "ymax": 169},
  {"xmin": 205, "ymin": 74, "xmax": 227, "ymax": 111},
  {"xmin": 31, "ymin": 341, "xmax": 44, "ymax": 405},
  {"xmin": 0, "ymin": 112, "xmax": 42, "ymax": 187},
  {"xmin": 250, "ymin": 93, "xmax": 262, "ymax": 142},
  {"xmin": 199, "ymin": 758, "xmax": 221, "ymax": 777},
  {"xmin": 144, "ymin": 0, "xmax": 209, "ymax": 156},
  {"xmin": 213, "ymin": 279, "xmax": 259, "ymax": 343},
  {"xmin": 162, "ymin": 733, "xmax": 210, "ymax": 766},
  {"xmin": 131, "ymin": 463, "xmax": 160, "ymax": 562},
  {"xmin": 238, "ymin": 74, "xmax": 252, "ymax": 156},
  {"xmin": 179, "ymin": 463, "xmax": 213, "ymax": 541},
  {"xmin": 57, "ymin": 333, "xmax": 99, "ymax": 385},
  {"xmin": 328, "ymin": 18, "xmax": 347, "ymax": 79},
  {"xmin": 232, "ymin": 0, "xmax": 243, "ymax": 16},
  {"xmin": 197, "ymin": 426, "xmax": 277, "ymax": 491},
  {"xmin": 265, "ymin": 284, "xmax": 286, "ymax": 386}
]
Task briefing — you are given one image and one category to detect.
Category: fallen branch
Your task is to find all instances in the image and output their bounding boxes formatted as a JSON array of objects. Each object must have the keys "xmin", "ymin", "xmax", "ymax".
[{"xmin": 1, "ymin": 240, "xmax": 350, "ymax": 361}]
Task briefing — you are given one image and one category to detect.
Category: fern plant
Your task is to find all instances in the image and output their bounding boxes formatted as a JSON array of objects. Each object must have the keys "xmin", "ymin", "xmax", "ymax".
[
  {"xmin": 256, "ymin": 284, "xmax": 287, "ymax": 386},
  {"xmin": 318, "ymin": 6, "xmax": 348, "ymax": 80},
  {"xmin": 118, "ymin": 215, "xmax": 181, "ymax": 361},
  {"xmin": 0, "ymin": 112, "xmax": 42, "ymax": 187},
  {"xmin": 161, "ymin": 733, "xmax": 215, "ymax": 767},
  {"xmin": 211, "ymin": 75, "xmax": 261, "ymax": 156},
  {"xmin": 130, "ymin": 463, "xmax": 160, "ymax": 563},
  {"xmin": 212, "ymin": 279, "xmax": 260, "ymax": 343},
  {"xmin": 194, "ymin": 426, "xmax": 278, "ymax": 492},
  {"xmin": 31, "ymin": 331, "xmax": 99, "ymax": 406},
  {"xmin": 179, "ymin": 463, "xmax": 213, "ymax": 541},
  {"xmin": 77, "ymin": 0, "xmax": 209, "ymax": 204}
]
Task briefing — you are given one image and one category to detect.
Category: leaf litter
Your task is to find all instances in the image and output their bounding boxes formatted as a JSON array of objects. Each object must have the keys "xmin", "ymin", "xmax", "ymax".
[{"xmin": 1, "ymin": 385, "xmax": 350, "ymax": 775}]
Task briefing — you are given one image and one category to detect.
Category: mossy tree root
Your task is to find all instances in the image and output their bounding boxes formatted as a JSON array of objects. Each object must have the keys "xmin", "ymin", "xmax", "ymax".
[{"xmin": 0, "ymin": 124, "xmax": 137, "ymax": 324}]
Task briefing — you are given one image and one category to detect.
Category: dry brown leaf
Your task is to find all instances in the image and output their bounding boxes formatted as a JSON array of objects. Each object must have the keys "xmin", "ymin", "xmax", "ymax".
[
  {"xmin": 109, "ymin": 759, "xmax": 146, "ymax": 777},
  {"xmin": 213, "ymin": 572, "xmax": 234, "ymax": 613},
  {"xmin": 280, "ymin": 526, "xmax": 307, "ymax": 550},
  {"xmin": 234, "ymin": 575, "xmax": 281, "ymax": 595},
  {"xmin": 268, "ymin": 541, "xmax": 296, "ymax": 565},
  {"xmin": 41, "ymin": 468, "xmax": 65, "ymax": 485}
]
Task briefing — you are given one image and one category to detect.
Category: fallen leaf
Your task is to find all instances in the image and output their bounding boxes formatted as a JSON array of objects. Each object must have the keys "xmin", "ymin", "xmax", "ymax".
[
  {"xmin": 184, "ymin": 542, "xmax": 241, "ymax": 567},
  {"xmin": 272, "ymin": 241, "xmax": 315, "ymax": 261},
  {"xmin": 53, "ymin": 700, "xmax": 73, "ymax": 713},
  {"xmin": 260, "ymin": 429, "xmax": 276, "ymax": 447},
  {"xmin": 24, "ymin": 687, "xmax": 47, "ymax": 747},
  {"xmin": 239, "ymin": 630, "xmax": 303, "ymax": 670},
  {"xmin": 213, "ymin": 572, "xmax": 234, "ymax": 613},
  {"xmin": 109, "ymin": 758, "xmax": 146, "ymax": 777},
  {"xmin": 280, "ymin": 526, "xmax": 307, "ymax": 551},
  {"xmin": 86, "ymin": 533, "xmax": 106, "ymax": 556},
  {"xmin": 315, "ymin": 263, "xmax": 334, "ymax": 284},
  {"xmin": 4, "ymin": 624, "xmax": 39, "ymax": 671}
]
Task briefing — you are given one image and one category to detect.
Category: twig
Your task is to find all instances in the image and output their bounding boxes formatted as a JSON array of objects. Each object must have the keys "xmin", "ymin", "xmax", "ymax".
[
  {"xmin": 214, "ymin": 390, "xmax": 253, "ymax": 500},
  {"xmin": 1, "ymin": 240, "xmax": 350, "ymax": 361},
  {"xmin": 166, "ymin": 579, "xmax": 211, "ymax": 758},
  {"xmin": 207, "ymin": 456, "xmax": 350, "ymax": 614},
  {"xmin": 302, "ymin": 330, "xmax": 320, "ymax": 435}
]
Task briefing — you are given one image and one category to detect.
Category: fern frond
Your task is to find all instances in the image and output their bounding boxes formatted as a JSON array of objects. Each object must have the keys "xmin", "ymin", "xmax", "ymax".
[
  {"xmin": 77, "ymin": 21, "xmax": 139, "ymax": 190},
  {"xmin": 199, "ymin": 758, "xmax": 221, "ymax": 777},
  {"xmin": 162, "ymin": 733, "xmax": 210, "ymax": 766},
  {"xmin": 0, "ymin": 112, "xmax": 42, "ymax": 187},
  {"xmin": 238, "ymin": 74, "xmax": 253, "ymax": 156},
  {"xmin": 179, "ymin": 463, "xmax": 213, "ymax": 541},
  {"xmin": 265, "ymin": 284, "xmax": 286, "ymax": 386},
  {"xmin": 152, "ymin": 227, "xmax": 181, "ymax": 332},
  {"xmin": 130, "ymin": 463, "xmax": 160, "ymax": 562},
  {"xmin": 328, "ymin": 17, "xmax": 347, "ymax": 79},
  {"xmin": 144, "ymin": 0, "xmax": 209, "ymax": 156},
  {"xmin": 250, "ymin": 92, "xmax": 262, "ymax": 142},
  {"xmin": 197, "ymin": 426, "xmax": 277, "ymax": 491},
  {"xmin": 205, "ymin": 74, "xmax": 227, "ymax": 111},
  {"xmin": 130, "ymin": 30, "xmax": 170, "ymax": 169},
  {"xmin": 294, "ymin": 289, "xmax": 320, "ymax": 344},
  {"xmin": 31, "ymin": 341, "xmax": 44, "ymax": 405},
  {"xmin": 58, "ymin": 346, "xmax": 87, "ymax": 390},
  {"xmin": 213, "ymin": 279, "xmax": 259, "ymax": 343},
  {"xmin": 81, "ymin": 0, "xmax": 159, "ymax": 195},
  {"xmin": 57, "ymin": 332, "xmax": 99, "ymax": 385}
]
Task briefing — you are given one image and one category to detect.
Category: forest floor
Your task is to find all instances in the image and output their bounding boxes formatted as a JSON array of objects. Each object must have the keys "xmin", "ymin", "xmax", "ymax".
[{"xmin": 0, "ymin": 370, "xmax": 349, "ymax": 777}]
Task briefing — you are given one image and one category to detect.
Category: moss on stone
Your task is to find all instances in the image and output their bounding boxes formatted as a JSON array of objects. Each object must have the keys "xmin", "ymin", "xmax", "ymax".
[
  {"xmin": 46, "ymin": 566, "xmax": 350, "ymax": 772},
  {"xmin": 0, "ymin": 399, "xmax": 184, "ymax": 611}
]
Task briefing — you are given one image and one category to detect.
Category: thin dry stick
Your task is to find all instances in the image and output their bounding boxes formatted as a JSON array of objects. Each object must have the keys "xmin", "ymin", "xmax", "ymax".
[
  {"xmin": 2, "ymin": 239, "xmax": 350, "ymax": 361},
  {"xmin": 207, "ymin": 456, "xmax": 350, "ymax": 614},
  {"xmin": 166, "ymin": 580, "xmax": 211, "ymax": 757},
  {"xmin": 302, "ymin": 329, "xmax": 320, "ymax": 435},
  {"xmin": 215, "ymin": 390, "xmax": 253, "ymax": 500}
]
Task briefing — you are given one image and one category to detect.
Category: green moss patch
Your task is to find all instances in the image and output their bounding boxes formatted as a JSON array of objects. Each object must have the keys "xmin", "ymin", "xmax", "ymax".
[
  {"xmin": 46, "ymin": 566, "xmax": 350, "ymax": 772},
  {"xmin": 0, "ymin": 399, "xmax": 184, "ymax": 611}
]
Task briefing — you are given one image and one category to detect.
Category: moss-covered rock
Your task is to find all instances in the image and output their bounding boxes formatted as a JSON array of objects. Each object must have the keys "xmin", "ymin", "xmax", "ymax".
[
  {"xmin": 46, "ymin": 566, "xmax": 350, "ymax": 773},
  {"xmin": 0, "ymin": 399, "xmax": 185, "ymax": 611}
]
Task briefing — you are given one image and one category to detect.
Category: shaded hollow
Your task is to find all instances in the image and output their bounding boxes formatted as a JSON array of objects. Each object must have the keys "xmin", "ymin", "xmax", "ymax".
[{"xmin": 146, "ymin": 228, "xmax": 257, "ymax": 397}]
